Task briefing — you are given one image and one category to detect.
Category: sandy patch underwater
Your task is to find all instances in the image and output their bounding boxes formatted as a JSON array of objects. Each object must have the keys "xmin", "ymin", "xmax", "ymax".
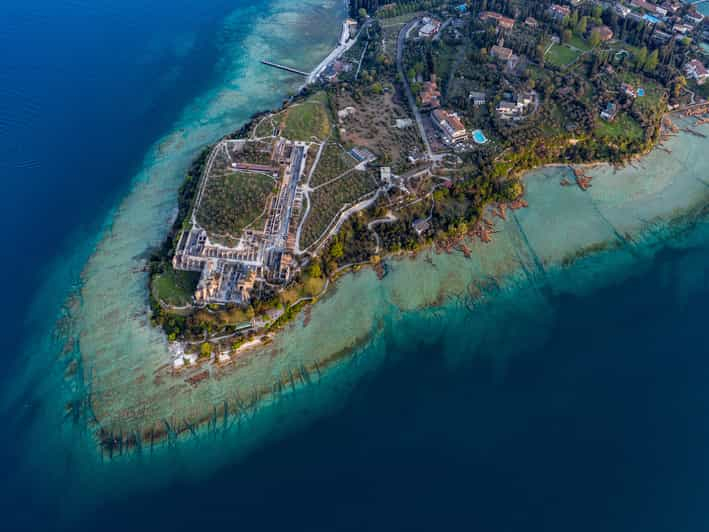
[{"xmin": 72, "ymin": 111, "xmax": 709, "ymax": 464}]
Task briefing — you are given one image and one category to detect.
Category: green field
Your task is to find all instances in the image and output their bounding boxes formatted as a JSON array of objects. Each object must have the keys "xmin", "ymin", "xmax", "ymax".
[
  {"xmin": 568, "ymin": 34, "xmax": 591, "ymax": 51},
  {"xmin": 546, "ymin": 44, "xmax": 581, "ymax": 68},
  {"xmin": 153, "ymin": 266, "xmax": 200, "ymax": 306},
  {"xmin": 282, "ymin": 92, "xmax": 332, "ymax": 141},
  {"xmin": 309, "ymin": 142, "xmax": 358, "ymax": 187},
  {"xmin": 300, "ymin": 170, "xmax": 378, "ymax": 250},
  {"xmin": 594, "ymin": 112, "xmax": 643, "ymax": 142},
  {"xmin": 254, "ymin": 116, "xmax": 278, "ymax": 138},
  {"xmin": 617, "ymin": 72, "xmax": 666, "ymax": 114},
  {"xmin": 197, "ymin": 170, "xmax": 275, "ymax": 242}
]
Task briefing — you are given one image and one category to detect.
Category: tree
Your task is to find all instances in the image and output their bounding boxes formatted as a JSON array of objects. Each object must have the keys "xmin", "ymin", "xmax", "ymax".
[
  {"xmin": 635, "ymin": 46, "xmax": 647, "ymax": 71},
  {"xmin": 569, "ymin": 11, "xmax": 579, "ymax": 28},
  {"xmin": 644, "ymin": 49, "xmax": 659, "ymax": 72},
  {"xmin": 308, "ymin": 262, "xmax": 322, "ymax": 278},
  {"xmin": 330, "ymin": 240, "xmax": 344, "ymax": 259},
  {"xmin": 577, "ymin": 16, "xmax": 588, "ymax": 35},
  {"xmin": 589, "ymin": 28, "xmax": 601, "ymax": 48},
  {"xmin": 200, "ymin": 342, "xmax": 212, "ymax": 358},
  {"xmin": 536, "ymin": 44, "xmax": 546, "ymax": 66}
]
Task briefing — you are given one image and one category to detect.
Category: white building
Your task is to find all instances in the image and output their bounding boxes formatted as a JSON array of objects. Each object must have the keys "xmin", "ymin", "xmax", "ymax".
[
  {"xmin": 685, "ymin": 59, "xmax": 708, "ymax": 85},
  {"xmin": 419, "ymin": 17, "xmax": 442, "ymax": 38},
  {"xmin": 432, "ymin": 109, "xmax": 467, "ymax": 143}
]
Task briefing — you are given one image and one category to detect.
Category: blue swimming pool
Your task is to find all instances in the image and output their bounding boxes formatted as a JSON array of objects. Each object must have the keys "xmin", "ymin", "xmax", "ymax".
[
  {"xmin": 472, "ymin": 129, "xmax": 488, "ymax": 144},
  {"xmin": 637, "ymin": 88, "xmax": 645, "ymax": 97},
  {"xmin": 643, "ymin": 14, "xmax": 660, "ymax": 24}
]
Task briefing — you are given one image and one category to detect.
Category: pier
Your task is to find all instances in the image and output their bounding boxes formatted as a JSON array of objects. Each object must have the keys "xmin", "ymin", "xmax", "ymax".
[{"xmin": 260, "ymin": 60, "xmax": 309, "ymax": 77}]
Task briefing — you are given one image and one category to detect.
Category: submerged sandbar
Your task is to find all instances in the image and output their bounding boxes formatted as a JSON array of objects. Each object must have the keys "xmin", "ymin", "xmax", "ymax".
[{"xmin": 72, "ymin": 113, "xmax": 709, "ymax": 453}]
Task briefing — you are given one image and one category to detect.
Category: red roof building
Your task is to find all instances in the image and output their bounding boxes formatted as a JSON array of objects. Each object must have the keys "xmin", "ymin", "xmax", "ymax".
[{"xmin": 479, "ymin": 11, "xmax": 515, "ymax": 29}]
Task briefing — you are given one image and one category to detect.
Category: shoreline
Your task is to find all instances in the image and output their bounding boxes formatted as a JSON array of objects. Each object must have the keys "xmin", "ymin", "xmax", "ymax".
[
  {"xmin": 89, "ymin": 112, "xmax": 709, "ymax": 455},
  {"xmin": 162, "ymin": 104, "xmax": 692, "ymax": 358},
  {"xmin": 55, "ymin": 5, "xmax": 709, "ymax": 457}
]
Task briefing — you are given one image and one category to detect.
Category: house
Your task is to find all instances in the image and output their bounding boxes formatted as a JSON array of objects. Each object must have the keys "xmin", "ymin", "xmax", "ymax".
[
  {"xmin": 419, "ymin": 17, "xmax": 442, "ymax": 38},
  {"xmin": 651, "ymin": 30, "xmax": 672, "ymax": 43},
  {"xmin": 601, "ymin": 102, "xmax": 618, "ymax": 121},
  {"xmin": 549, "ymin": 4, "xmax": 571, "ymax": 20},
  {"xmin": 621, "ymin": 82, "xmax": 637, "ymax": 97},
  {"xmin": 597, "ymin": 25, "xmax": 614, "ymax": 41},
  {"xmin": 479, "ymin": 11, "xmax": 515, "ymax": 29},
  {"xmin": 496, "ymin": 92, "xmax": 534, "ymax": 119},
  {"xmin": 380, "ymin": 167, "xmax": 392, "ymax": 183},
  {"xmin": 686, "ymin": 11, "xmax": 704, "ymax": 25},
  {"xmin": 345, "ymin": 18, "xmax": 358, "ymax": 37},
  {"xmin": 420, "ymin": 75, "xmax": 441, "ymax": 108},
  {"xmin": 525, "ymin": 17, "xmax": 539, "ymax": 28},
  {"xmin": 350, "ymin": 147, "xmax": 377, "ymax": 162},
  {"xmin": 469, "ymin": 91, "xmax": 487, "ymax": 106},
  {"xmin": 322, "ymin": 60, "xmax": 351, "ymax": 82},
  {"xmin": 432, "ymin": 109, "xmax": 467, "ymax": 143},
  {"xmin": 517, "ymin": 92, "xmax": 534, "ymax": 107},
  {"xmin": 496, "ymin": 100, "xmax": 518, "ymax": 118},
  {"xmin": 685, "ymin": 59, "xmax": 709, "ymax": 85},
  {"xmin": 615, "ymin": 4, "xmax": 631, "ymax": 17},
  {"xmin": 631, "ymin": 0, "xmax": 658, "ymax": 14},
  {"xmin": 673, "ymin": 23, "xmax": 692, "ymax": 35},
  {"xmin": 661, "ymin": 2, "xmax": 681, "ymax": 14},
  {"xmin": 338, "ymin": 106, "xmax": 357, "ymax": 120},
  {"xmin": 490, "ymin": 45, "xmax": 514, "ymax": 61},
  {"xmin": 412, "ymin": 218, "xmax": 431, "ymax": 235},
  {"xmin": 569, "ymin": 0, "xmax": 584, "ymax": 6}
]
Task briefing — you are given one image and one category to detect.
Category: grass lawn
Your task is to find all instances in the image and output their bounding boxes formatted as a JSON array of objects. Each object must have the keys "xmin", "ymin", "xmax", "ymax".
[
  {"xmin": 254, "ymin": 115, "xmax": 277, "ymax": 138},
  {"xmin": 432, "ymin": 42, "xmax": 458, "ymax": 88},
  {"xmin": 282, "ymin": 92, "xmax": 332, "ymax": 141},
  {"xmin": 153, "ymin": 267, "xmax": 200, "ymax": 306},
  {"xmin": 309, "ymin": 142, "xmax": 358, "ymax": 187},
  {"xmin": 546, "ymin": 44, "xmax": 581, "ymax": 68},
  {"xmin": 594, "ymin": 112, "xmax": 643, "ymax": 142},
  {"xmin": 197, "ymin": 170, "xmax": 275, "ymax": 242},
  {"xmin": 568, "ymin": 34, "xmax": 591, "ymax": 51},
  {"xmin": 617, "ymin": 72, "xmax": 666, "ymax": 113},
  {"xmin": 300, "ymin": 170, "xmax": 378, "ymax": 249},
  {"xmin": 378, "ymin": 11, "xmax": 426, "ymax": 26},
  {"xmin": 280, "ymin": 275, "xmax": 326, "ymax": 305}
]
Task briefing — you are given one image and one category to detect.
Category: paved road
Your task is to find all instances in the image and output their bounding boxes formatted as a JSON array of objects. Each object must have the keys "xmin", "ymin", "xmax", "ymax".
[
  {"xmin": 397, "ymin": 19, "xmax": 434, "ymax": 161},
  {"xmin": 308, "ymin": 20, "xmax": 370, "ymax": 84}
]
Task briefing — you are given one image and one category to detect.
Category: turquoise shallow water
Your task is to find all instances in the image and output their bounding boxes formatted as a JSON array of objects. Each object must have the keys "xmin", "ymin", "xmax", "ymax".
[{"xmin": 1, "ymin": 0, "xmax": 347, "ymax": 527}]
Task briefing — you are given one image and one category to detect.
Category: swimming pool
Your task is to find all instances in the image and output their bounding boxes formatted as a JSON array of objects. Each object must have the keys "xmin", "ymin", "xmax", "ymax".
[
  {"xmin": 637, "ymin": 88, "xmax": 645, "ymax": 97},
  {"xmin": 643, "ymin": 14, "xmax": 660, "ymax": 24},
  {"xmin": 472, "ymin": 129, "xmax": 488, "ymax": 144}
]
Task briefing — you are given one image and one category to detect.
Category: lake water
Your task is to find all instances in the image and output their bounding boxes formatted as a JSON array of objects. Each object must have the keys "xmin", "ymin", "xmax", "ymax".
[{"xmin": 2, "ymin": 1, "xmax": 709, "ymax": 531}]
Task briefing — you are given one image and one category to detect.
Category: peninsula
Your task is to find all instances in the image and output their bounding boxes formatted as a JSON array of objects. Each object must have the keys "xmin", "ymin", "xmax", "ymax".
[
  {"xmin": 80, "ymin": 0, "xmax": 709, "ymax": 454},
  {"xmin": 150, "ymin": 0, "xmax": 708, "ymax": 364}
]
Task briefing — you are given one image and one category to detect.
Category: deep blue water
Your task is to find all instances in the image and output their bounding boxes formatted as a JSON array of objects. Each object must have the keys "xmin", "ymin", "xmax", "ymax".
[
  {"xmin": 35, "ymin": 237, "xmax": 702, "ymax": 532},
  {"xmin": 0, "ymin": 0, "xmax": 241, "ymax": 360},
  {"xmin": 2, "ymin": 1, "xmax": 709, "ymax": 531}
]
